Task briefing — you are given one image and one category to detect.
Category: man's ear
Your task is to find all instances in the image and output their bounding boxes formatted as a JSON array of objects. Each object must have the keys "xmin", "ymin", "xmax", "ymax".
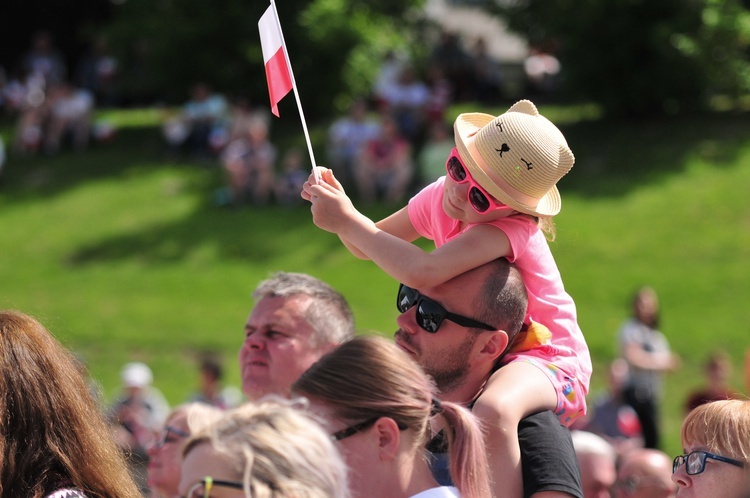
[
  {"xmin": 372, "ymin": 417, "xmax": 401, "ymax": 461},
  {"xmin": 478, "ymin": 330, "xmax": 509, "ymax": 362}
]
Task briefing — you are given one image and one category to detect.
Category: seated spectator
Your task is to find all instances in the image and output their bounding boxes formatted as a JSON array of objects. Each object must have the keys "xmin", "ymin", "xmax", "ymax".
[
  {"xmin": 571, "ymin": 430, "xmax": 617, "ymax": 498},
  {"xmin": 354, "ymin": 113, "xmax": 413, "ymax": 205},
  {"xmin": 326, "ymin": 98, "xmax": 381, "ymax": 192},
  {"xmin": 21, "ymin": 30, "xmax": 67, "ymax": 87},
  {"xmin": 378, "ymin": 65, "xmax": 430, "ymax": 142},
  {"xmin": 43, "ymin": 81, "xmax": 94, "ymax": 154},
  {"xmin": 12, "ymin": 70, "xmax": 51, "ymax": 156},
  {"xmin": 75, "ymin": 35, "xmax": 120, "ymax": 107},
  {"xmin": 684, "ymin": 350, "xmax": 741, "ymax": 413},
  {"xmin": 179, "ymin": 398, "xmax": 349, "ymax": 498},
  {"xmin": 672, "ymin": 399, "xmax": 750, "ymax": 496},
  {"xmin": 612, "ymin": 448, "xmax": 676, "ymax": 498},
  {"xmin": 584, "ymin": 358, "xmax": 643, "ymax": 454},
  {"xmin": 218, "ymin": 116, "xmax": 276, "ymax": 206},
  {"xmin": 163, "ymin": 82, "xmax": 229, "ymax": 158},
  {"xmin": 109, "ymin": 361, "xmax": 170, "ymax": 494},
  {"xmin": 147, "ymin": 402, "xmax": 224, "ymax": 498},
  {"xmin": 275, "ymin": 148, "xmax": 308, "ymax": 206},
  {"xmin": 293, "ymin": 335, "xmax": 491, "ymax": 498},
  {"xmin": 188, "ymin": 355, "xmax": 242, "ymax": 409},
  {"xmin": 416, "ymin": 120, "xmax": 454, "ymax": 186},
  {"xmin": 0, "ymin": 310, "xmax": 141, "ymax": 497}
]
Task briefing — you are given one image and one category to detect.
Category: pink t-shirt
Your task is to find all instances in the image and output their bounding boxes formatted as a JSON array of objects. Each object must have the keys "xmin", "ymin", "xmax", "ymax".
[{"xmin": 408, "ymin": 177, "xmax": 591, "ymax": 392}]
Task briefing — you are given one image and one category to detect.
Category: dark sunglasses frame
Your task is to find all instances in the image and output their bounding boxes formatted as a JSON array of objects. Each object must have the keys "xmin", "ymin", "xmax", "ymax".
[
  {"xmin": 397, "ymin": 283, "xmax": 495, "ymax": 333},
  {"xmin": 445, "ymin": 148, "xmax": 505, "ymax": 214},
  {"xmin": 331, "ymin": 417, "xmax": 379, "ymax": 441},
  {"xmin": 186, "ymin": 476, "xmax": 245, "ymax": 498},
  {"xmin": 672, "ymin": 450, "xmax": 745, "ymax": 475}
]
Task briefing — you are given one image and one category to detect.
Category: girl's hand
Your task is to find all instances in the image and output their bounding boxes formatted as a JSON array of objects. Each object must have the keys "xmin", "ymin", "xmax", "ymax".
[
  {"xmin": 306, "ymin": 170, "xmax": 359, "ymax": 234},
  {"xmin": 301, "ymin": 166, "xmax": 340, "ymax": 201}
]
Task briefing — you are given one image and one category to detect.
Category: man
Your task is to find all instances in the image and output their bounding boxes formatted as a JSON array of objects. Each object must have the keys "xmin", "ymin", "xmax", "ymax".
[
  {"xmin": 613, "ymin": 449, "xmax": 676, "ymax": 498},
  {"xmin": 571, "ymin": 430, "xmax": 617, "ymax": 498},
  {"xmin": 238, "ymin": 271, "xmax": 355, "ymax": 400},
  {"xmin": 395, "ymin": 258, "xmax": 582, "ymax": 497}
]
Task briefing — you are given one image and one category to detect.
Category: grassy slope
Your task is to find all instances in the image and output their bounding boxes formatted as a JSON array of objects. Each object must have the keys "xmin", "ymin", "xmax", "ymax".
[{"xmin": 1, "ymin": 106, "xmax": 749, "ymax": 456}]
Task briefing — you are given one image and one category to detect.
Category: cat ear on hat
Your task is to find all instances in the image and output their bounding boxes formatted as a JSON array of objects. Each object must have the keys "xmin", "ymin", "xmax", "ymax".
[
  {"xmin": 558, "ymin": 143, "xmax": 575, "ymax": 172},
  {"xmin": 507, "ymin": 99, "xmax": 539, "ymax": 116}
]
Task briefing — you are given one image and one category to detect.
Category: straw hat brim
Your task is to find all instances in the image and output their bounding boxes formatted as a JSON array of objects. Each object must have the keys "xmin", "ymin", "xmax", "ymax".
[{"xmin": 454, "ymin": 113, "xmax": 561, "ymax": 217}]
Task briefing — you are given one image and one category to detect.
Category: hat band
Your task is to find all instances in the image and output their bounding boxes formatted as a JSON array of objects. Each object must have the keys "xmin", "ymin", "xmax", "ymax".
[{"xmin": 467, "ymin": 139, "xmax": 540, "ymax": 208}]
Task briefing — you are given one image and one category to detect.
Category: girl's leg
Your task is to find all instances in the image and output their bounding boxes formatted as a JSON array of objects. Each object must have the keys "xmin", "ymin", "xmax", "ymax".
[{"xmin": 472, "ymin": 361, "xmax": 558, "ymax": 498}]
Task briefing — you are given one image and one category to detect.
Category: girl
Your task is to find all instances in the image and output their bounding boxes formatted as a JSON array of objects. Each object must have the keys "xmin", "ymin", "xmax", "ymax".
[{"xmin": 303, "ymin": 100, "xmax": 591, "ymax": 498}]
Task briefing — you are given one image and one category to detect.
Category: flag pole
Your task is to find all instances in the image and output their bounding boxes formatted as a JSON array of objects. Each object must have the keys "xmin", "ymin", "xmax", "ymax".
[{"xmin": 269, "ymin": 0, "xmax": 320, "ymax": 183}]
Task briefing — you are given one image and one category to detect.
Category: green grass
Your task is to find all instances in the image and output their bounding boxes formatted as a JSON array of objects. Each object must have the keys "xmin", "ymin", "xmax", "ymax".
[{"xmin": 1, "ymin": 105, "xmax": 749, "ymax": 457}]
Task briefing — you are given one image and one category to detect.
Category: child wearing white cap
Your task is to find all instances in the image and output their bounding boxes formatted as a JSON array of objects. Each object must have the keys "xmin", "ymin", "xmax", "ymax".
[{"xmin": 303, "ymin": 100, "xmax": 591, "ymax": 498}]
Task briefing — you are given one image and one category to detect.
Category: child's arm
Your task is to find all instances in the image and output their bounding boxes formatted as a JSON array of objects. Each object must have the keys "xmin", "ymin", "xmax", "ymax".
[{"xmin": 304, "ymin": 169, "xmax": 513, "ymax": 288}]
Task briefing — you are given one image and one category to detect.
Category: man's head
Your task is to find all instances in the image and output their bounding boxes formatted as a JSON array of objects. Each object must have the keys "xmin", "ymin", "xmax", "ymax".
[
  {"xmin": 613, "ymin": 449, "xmax": 676, "ymax": 498},
  {"xmin": 394, "ymin": 258, "xmax": 527, "ymax": 397},
  {"xmin": 239, "ymin": 272, "xmax": 355, "ymax": 400},
  {"xmin": 571, "ymin": 430, "xmax": 617, "ymax": 498}
]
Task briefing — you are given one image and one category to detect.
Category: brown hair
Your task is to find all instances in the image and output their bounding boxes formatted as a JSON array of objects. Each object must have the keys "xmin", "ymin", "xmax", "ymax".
[
  {"xmin": 681, "ymin": 399, "xmax": 750, "ymax": 461},
  {"xmin": 0, "ymin": 311, "xmax": 141, "ymax": 498},
  {"xmin": 293, "ymin": 335, "xmax": 491, "ymax": 498}
]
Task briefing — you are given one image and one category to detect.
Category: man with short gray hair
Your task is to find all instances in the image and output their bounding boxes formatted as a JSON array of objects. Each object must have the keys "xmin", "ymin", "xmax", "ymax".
[{"xmin": 238, "ymin": 271, "xmax": 355, "ymax": 400}]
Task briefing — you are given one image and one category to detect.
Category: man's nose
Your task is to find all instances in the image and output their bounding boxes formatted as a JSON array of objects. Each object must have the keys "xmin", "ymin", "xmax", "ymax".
[
  {"xmin": 243, "ymin": 332, "xmax": 265, "ymax": 350},
  {"xmin": 396, "ymin": 308, "xmax": 418, "ymax": 334}
]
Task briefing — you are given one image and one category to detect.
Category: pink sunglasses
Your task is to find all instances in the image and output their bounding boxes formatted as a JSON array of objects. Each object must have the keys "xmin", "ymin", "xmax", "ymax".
[{"xmin": 445, "ymin": 148, "xmax": 506, "ymax": 214}]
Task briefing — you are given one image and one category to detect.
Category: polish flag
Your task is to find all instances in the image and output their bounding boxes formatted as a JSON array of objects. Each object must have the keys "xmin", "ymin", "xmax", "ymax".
[{"xmin": 259, "ymin": 5, "xmax": 293, "ymax": 117}]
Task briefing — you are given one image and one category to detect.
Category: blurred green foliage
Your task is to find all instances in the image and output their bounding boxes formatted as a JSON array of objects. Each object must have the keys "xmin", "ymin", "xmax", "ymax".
[{"xmin": 493, "ymin": 0, "xmax": 750, "ymax": 117}]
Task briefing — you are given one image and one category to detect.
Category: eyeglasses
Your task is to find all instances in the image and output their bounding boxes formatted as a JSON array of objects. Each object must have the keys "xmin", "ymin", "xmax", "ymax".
[
  {"xmin": 445, "ymin": 148, "xmax": 506, "ymax": 214},
  {"xmin": 672, "ymin": 450, "xmax": 745, "ymax": 475},
  {"xmin": 155, "ymin": 425, "xmax": 190, "ymax": 449},
  {"xmin": 397, "ymin": 283, "xmax": 495, "ymax": 333},
  {"xmin": 331, "ymin": 417, "xmax": 379, "ymax": 441},
  {"xmin": 185, "ymin": 476, "xmax": 244, "ymax": 498}
]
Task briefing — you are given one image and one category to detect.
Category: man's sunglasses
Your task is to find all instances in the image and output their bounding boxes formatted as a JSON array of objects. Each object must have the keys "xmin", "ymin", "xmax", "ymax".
[
  {"xmin": 445, "ymin": 148, "xmax": 506, "ymax": 214},
  {"xmin": 397, "ymin": 283, "xmax": 495, "ymax": 333},
  {"xmin": 672, "ymin": 450, "xmax": 745, "ymax": 475}
]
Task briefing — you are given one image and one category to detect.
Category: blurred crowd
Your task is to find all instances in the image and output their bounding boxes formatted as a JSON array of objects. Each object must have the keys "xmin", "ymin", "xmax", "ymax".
[{"xmin": 0, "ymin": 29, "xmax": 562, "ymax": 209}]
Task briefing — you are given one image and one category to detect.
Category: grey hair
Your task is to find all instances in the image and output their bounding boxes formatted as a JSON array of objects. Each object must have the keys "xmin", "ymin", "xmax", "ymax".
[{"xmin": 252, "ymin": 272, "xmax": 355, "ymax": 347}]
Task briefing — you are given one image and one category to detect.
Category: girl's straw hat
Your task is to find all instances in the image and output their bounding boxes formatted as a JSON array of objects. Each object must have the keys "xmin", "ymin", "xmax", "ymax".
[{"xmin": 453, "ymin": 99, "xmax": 574, "ymax": 217}]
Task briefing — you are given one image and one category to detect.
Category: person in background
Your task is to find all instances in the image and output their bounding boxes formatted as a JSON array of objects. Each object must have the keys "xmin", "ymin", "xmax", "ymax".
[
  {"xmin": 612, "ymin": 448, "xmax": 676, "ymax": 498},
  {"xmin": 684, "ymin": 350, "xmax": 740, "ymax": 413},
  {"xmin": 147, "ymin": 402, "xmax": 224, "ymax": 498},
  {"xmin": 0, "ymin": 310, "xmax": 141, "ymax": 498},
  {"xmin": 179, "ymin": 398, "xmax": 350, "ymax": 498},
  {"xmin": 275, "ymin": 148, "xmax": 309, "ymax": 206},
  {"xmin": 293, "ymin": 335, "xmax": 492, "ymax": 498},
  {"xmin": 671, "ymin": 399, "xmax": 750, "ymax": 497},
  {"xmin": 109, "ymin": 361, "xmax": 170, "ymax": 494},
  {"xmin": 189, "ymin": 355, "xmax": 242, "ymax": 409},
  {"xmin": 584, "ymin": 358, "xmax": 643, "ymax": 455},
  {"xmin": 571, "ymin": 430, "xmax": 617, "ymax": 498},
  {"xmin": 219, "ymin": 116, "xmax": 276, "ymax": 206},
  {"xmin": 238, "ymin": 271, "xmax": 355, "ymax": 401},
  {"xmin": 618, "ymin": 286, "xmax": 681, "ymax": 449}
]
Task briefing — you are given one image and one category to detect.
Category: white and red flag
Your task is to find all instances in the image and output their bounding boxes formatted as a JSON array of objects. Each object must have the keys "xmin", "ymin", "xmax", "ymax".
[{"xmin": 258, "ymin": 4, "xmax": 293, "ymax": 117}]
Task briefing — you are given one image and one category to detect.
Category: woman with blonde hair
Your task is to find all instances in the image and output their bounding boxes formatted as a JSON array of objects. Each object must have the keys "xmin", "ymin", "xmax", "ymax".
[
  {"xmin": 179, "ymin": 398, "xmax": 349, "ymax": 498},
  {"xmin": 148, "ymin": 402, "xmax": 224, "ymax": 498},
  {"xmin": 672, "ymin": 399, "xmax": 750, "ymax": 496},
  {"xmin": 0, "ymin": 310, "xmax": 141, "ymax": 498},
  {"xmin": 293, "ymin": 335, "xmax": 492, "ymax": 498}
]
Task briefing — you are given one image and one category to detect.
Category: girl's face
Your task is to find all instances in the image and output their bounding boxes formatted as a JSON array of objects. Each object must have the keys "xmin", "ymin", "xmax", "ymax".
[
  {"xmin": 442, "ymin": 172, "xmax": 515, "ymax": 224},
  {"xmin": 672, "ymin": 442, "xmax": 750, "ymax": 498}
]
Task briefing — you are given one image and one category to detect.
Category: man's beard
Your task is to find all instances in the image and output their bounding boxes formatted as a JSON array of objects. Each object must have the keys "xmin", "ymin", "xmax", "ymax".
[{"xmin": 395, "ymin": 329, "xmax": 476, "ymax": 394}]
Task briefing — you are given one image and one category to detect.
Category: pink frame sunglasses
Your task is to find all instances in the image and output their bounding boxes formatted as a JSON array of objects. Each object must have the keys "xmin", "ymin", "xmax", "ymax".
[{"xmin": 445, "ymin": 148, "xmax": 506, "ymax": 214}]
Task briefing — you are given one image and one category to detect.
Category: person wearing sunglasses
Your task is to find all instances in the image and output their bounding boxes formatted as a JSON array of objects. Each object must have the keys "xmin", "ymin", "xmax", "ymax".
[
  {"xmin": 178, "ymin": 399, "xmax": 349, "ymax": 498},
  {"xmin": 147, "ymin": 402, "xmax": 223, "ymax": 498},
  {"xmin": 303, "ymin": 99, "xmax": 590, "ymax": 498},
  {"xmin": 293, "ymin": 335, "xmax": 491, "ymax": 498},
  {"xmin": 612, "ymin": 448, "xmax": 675, "ymax": 498},
  {"xmin": 671, "ymin": 400, "xmax": 750, "ymax": 497}
]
